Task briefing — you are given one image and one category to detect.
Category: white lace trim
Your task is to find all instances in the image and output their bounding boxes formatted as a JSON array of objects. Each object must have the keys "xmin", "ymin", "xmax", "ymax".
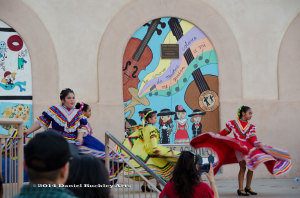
[
  {"xmin": 235, "ymin": 119, "xmax": 251, "ymax": 134},
  {"xmin": 56, "ymin": 105, "xmax": 79, "ymax": 122},
  {"xmin": 44, "ymin": 107, "xmax": 82, "ymax": 133},
  {"xmin": 177, "ymin": 119, "xmax": 187, "ymax": 125},
  {"xmin": 35, "ymin": 118, "xmax": 48, "ymax": 130}
]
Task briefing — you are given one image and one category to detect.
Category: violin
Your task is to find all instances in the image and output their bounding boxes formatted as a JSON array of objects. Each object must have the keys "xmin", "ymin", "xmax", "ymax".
[{"xmin": 123, "ymin": 19, "xmax": 166, "ymax": 102}]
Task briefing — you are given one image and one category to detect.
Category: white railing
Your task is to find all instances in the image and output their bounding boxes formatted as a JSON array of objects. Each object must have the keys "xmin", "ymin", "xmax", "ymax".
[
  {"xmin": 105, "ymin": 131, "xmax": 164, "ymax": 198},
  {"xmin": 0, "ymin": 118, "xmax": 24, "ymax": 198}
]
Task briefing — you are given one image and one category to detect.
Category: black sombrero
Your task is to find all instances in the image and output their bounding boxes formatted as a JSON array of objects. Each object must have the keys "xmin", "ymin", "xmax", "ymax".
[
  {"xmin": 157, "ymin": 109, "xmax": 175, "ymax": 116},
  {"xmin": 138, "ymin": 108, "xmax": 152, "ymax": 115},
  {"xmin": 188, "ymin": 109, "xmax": 206, "ymax": 117}
]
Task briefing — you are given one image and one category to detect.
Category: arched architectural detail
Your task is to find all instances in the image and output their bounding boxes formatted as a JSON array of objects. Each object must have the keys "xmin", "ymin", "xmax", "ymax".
[
  {"xmin": 98, "ymin": 0, "xmax": 242, "ymax": 106},
  {"xmin": 278, "ymin": 12, "xmax": 300, "ymax": 101},
  {"xmin": 0, "ymin": 0, "xmax": 59, "ymax": 115}
]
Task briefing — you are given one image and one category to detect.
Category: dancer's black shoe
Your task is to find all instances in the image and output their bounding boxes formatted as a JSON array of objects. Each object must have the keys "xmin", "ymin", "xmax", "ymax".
[
  {"xmin": 237, "ymin": 189, "xmax": 249, "ymax": 196},
  {"xmin": 141, "ymin": 185, "xmax": 151, "ymax": 192},
  {"xmin": 245, "ymin": 188, "xmax": 258, "ymax": 195},
  {"xmin": 156, "ymin": 185, "xmax": 162, "ymax": 191}
]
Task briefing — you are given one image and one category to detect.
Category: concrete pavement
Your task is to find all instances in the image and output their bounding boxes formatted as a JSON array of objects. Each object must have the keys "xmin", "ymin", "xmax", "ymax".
[
  {"xmin": 111, "ymin": 178, "xmax": 300, "ymax": 197},
  {"xmin": 214, "ymin": 179, "xmax": 300, "ymax": 198}
]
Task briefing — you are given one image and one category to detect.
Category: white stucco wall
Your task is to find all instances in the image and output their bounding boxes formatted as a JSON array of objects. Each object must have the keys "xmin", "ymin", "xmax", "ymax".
[
  {"xmin": 23, "ymin": 0, "xmax": 131, "ymax": 102},
  {"xmin": 203, "ymin": 0, "xmax": 300, "ymax": 100},
  {"xmin": 1, "ymin": 0, "xmax": 299, "ymax": 179}
]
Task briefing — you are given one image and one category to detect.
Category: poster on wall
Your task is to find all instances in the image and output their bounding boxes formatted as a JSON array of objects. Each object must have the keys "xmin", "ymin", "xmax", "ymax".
[
  {"xmin": 122, "ymin": 17, "xmax": 220, "ymax": 146},
  {"xmin": 0, "ymin": 20, "xmax": 33, "ymax": 135}
]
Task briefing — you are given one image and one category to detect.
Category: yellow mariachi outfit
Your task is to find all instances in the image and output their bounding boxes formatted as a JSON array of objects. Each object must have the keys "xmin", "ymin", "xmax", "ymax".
[{"xmin": 121, "ymin": 124, "xmax": 179, "ymax": 181}]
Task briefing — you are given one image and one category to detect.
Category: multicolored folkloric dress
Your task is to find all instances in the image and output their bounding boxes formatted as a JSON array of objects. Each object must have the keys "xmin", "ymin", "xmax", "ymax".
[
  {"xmin": 36, "ymin": 105, "xmax": 123, "ymax": 180},
  {"xmin": 220, "ymin": 119, "xmax": 259, "ymax": 146},
  {"xmin": 120, "ymin": 124, "xmax": 180, "ymax": 181},
  {"xmin": 175, "ymin": 119, "xmax": 189, "ymax": 144},
  {"xmin": 82, "ymin": 122, "xmax": 105, "ymax": 152},
  {"xmin": 190, "ymin": 119, "xmax": 292, "ymax": 176}
]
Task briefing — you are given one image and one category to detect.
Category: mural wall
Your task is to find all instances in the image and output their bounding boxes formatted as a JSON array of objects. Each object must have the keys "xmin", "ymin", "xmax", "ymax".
[
  {"xmin": 123, "ymin": 17, "xmax": 219, "ymax": 144},
  {"xmin": 0, "ymin": 20, "xmax": 33, "ymax": 135}
]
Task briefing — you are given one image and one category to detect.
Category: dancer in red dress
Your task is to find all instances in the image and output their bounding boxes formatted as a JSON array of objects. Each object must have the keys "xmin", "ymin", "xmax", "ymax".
[
  {"xmin": 191, "ymin": 105, "xmax": 292, "ymax": 197},
  {"xmin": 219, "ymin": 106, "xmax": 261, "ymax": 196}
]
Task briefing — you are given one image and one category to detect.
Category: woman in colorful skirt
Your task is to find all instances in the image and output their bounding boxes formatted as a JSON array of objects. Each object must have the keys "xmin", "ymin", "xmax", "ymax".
[
  {"xmin": 190, "ymin": 105, "xmax": 292, "ymax": 196},
  {"xmin": 75, "ymin": 102, "xmax": 105, "ymax": 152},
  {"xmin": 219, "ymin": 106, "xmax": 262, "ymax": 196},
  {"xmin": 24, "ymin": 88, "xmax": 123, "ymax": 181},
  {"xmin": 120, "ymin": 108, "xmax": 180, "ymax": 192}
]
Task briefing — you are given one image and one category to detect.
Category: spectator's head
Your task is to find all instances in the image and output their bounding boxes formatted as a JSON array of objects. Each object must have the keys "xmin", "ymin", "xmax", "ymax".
[
  {"xmin": 65, "ymin": 154, "xmax": 110, "ymax": 198},
  {"xmin": 171, "ymin": 151, "xmax": 201, "ymax": 198},
  {"xmin": 24, "ymin": 130, "xmax": 71, "ymax": 184}
]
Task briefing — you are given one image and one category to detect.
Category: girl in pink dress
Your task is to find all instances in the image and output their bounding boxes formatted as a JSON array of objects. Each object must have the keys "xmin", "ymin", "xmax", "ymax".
[{"xmin": 174, "ymin": 105, "xmax": 189, "ymax": 144}]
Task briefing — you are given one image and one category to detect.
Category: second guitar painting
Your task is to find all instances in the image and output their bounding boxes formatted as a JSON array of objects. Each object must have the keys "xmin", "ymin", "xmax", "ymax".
[{"xmin": 123, "ymin": 17, "xmax": 219, "ymax": 144}]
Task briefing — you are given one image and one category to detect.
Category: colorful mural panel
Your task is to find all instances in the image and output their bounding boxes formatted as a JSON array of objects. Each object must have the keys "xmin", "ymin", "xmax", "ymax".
[
  {"xmin": 0, "ymin": 20, "xmax": 33, "ymax": 135},
  {"xmin": 123, "ymin": 17, "xmax": 220, "ymax": 144}
]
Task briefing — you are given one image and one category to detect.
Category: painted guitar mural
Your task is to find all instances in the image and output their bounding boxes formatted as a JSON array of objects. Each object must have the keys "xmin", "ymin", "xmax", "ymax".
[
  {"xmin": 122, "ymin": 18, "xmax": 166, "ymax": 102},
  {"xmin": 122, "ymin": 17, "xmax": 220, "ymax": 142},
  {"xmin": 168, "ymin": 18, "xmax": 220, "ymax": 133}
]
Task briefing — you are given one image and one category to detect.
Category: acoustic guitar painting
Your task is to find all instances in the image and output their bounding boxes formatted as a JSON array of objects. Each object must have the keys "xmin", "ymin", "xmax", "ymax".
[
  {"xmin": 168, "ymin": 18, "xmax": 220, "ymax": 133},
  {"xmin": 123, "ymin": 18, "xmax": 166, "ymax": 102}
]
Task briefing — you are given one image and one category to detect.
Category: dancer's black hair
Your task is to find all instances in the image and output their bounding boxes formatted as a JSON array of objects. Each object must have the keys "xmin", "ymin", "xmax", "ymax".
[
  {"xmin": 237, "ymin": 105, "xmax": 251, "ymax": 119},
  {"xmin": 144, "ymin": 111, "xmax": 156, "ymax": 121},
  {"xmin": 60, "ymin": 88, "xmax": 74, "ymax": 101},
  {"xmin": 75, "ymin": 102, "xmax": 89, "ymax": 112}
]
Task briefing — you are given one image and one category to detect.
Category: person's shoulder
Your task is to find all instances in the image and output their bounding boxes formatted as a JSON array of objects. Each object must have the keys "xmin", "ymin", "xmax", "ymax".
[
  {"xmin": 165, "ymin": 180, "xmax": 173, "ymax": 187},
  {"xmin": 195, "ymin": 182, "xmax": 210, "ymax": 188},
  {"xmin": 53, "ymin": 187, "xmax": 78, "ymax": 198},
  {"xmin": 13, "ymin": 185, "xmax": 78, "ymax": 198},
  {"xmin": 144, "ymin": 124, "xmax": 157, "ymax": 130},
  {"xmin": 194, "ymin": 182, "xmax": 213, "ymax": 191},
  {"xmin": 193, "ymin": 182, "xmax": 213, "ymax": 194},
  {"xmin": 49, "ymin": 105, "xmax": 59, "ymax": 109},
  {"xmin": 46, "ymin": 105, "xmax": 63, "ymax": 113},
  {"xmin": 42, "ymin": 105, "xmax": 56, "ymax": 112},
  {"xmin": 162, "ymin": 181, "xmax": 174, "ymax": 192},
  {"xmin": 62, "ymin": 193, "xmax": 78, "ymax": 198},
  {"xmin": 54, "ymin": 193, "xmax": 78, "ymax": 198},
  {"xmin": 74, "ymin": 108, "xmax": 83, "ymax": 115},
  {"xmin": 226, "ymin": 120, "xmax": 235, "ymax": 125}
]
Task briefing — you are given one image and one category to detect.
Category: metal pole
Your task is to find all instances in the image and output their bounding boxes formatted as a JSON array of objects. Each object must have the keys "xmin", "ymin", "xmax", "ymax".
[
  {"xmin": 105, "ymin": 133, "xmax": 110, "ymax": 173},
  {"xmin": 106, "ymin": 131, "xmax": 166, "ymax": 186},
  {"xmin": 4, "ymin": 138, "xmax": 7, "ymax": 198},
  {"xmin": 17, "ymin": 123, "xmax": 24, "ymax": 193},
  {"xmin": 107, "ymin": 145, "xmax": 160, "ymax": 193},
  {"xmin": 8, "ymin": 139, "xmax": 14, "ymax": 197}
]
